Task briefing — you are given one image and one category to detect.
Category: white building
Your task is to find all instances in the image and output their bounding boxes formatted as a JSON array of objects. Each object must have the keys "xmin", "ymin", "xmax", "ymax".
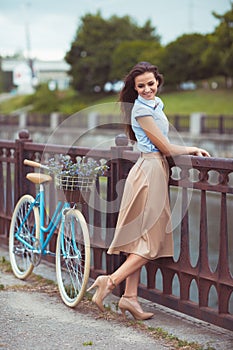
[{"xmin": 1, "ymin": 58, "xmax": 71, "ymax": 93}]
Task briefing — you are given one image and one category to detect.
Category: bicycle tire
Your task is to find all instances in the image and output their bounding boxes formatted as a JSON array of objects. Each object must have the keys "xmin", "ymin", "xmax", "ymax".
[
  {"xmin": 9, "ymin": 194, "xmax": 40, "ymax": 279},
  {"xmin": 56, "ymin": 208, "xmax": 91, "ymax": 307}
]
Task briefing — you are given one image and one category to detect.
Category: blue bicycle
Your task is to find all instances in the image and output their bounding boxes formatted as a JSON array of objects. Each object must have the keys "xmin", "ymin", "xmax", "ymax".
[{"xmin": 9, "ymin": 159, "xmax": 91, "ymax": 307}]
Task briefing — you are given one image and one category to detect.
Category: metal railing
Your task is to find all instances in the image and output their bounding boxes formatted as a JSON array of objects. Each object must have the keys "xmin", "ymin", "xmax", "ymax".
[
  {"xmin": 0, "ymin": 130, "xmax": 233, "ymax": 331},
  {"xmin": 1, "ymin": 113, "xmax": 233, "ymax": 134}
]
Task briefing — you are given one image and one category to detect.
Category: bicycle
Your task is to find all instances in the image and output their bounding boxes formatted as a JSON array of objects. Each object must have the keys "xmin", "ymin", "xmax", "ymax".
[{"xmin": 9, "ymin": 158, "xmax": 92, "ymax": 308}]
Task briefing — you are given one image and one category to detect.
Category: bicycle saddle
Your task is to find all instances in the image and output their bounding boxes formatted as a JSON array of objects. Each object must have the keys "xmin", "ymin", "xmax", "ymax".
[{"xmin": 26, "ymin": 173, "xmax": 52, "ymax": 184}]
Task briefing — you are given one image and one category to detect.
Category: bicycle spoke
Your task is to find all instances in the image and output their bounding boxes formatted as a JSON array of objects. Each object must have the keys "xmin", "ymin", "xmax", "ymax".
[
  {"xmin": 56, "ymin": 209, "xmax": 90, "ymax": 307},
  {"xmin": 9, "ymin": 195, "xmax": 40, "ymax": 279},
  {"xmin": 62, "ymin": 235, "xmax": 84, "ymax": 296}
]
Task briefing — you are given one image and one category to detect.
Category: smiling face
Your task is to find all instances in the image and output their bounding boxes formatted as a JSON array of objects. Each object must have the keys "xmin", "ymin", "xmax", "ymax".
[{"xmin": 134, "ymin": 72, "xmax": 159, "ymax": 100}]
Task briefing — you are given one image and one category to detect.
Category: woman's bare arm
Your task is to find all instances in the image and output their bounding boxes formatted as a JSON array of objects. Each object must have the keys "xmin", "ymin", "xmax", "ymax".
[{"xmin": 137, "ymin": 116, "xmax": 210, "ymax": 157}]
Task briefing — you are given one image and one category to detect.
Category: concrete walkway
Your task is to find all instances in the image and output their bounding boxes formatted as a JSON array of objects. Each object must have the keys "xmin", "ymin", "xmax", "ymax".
[{"xmin": 0, "ymin": 245, "xmax": 232, "ymax": 350}]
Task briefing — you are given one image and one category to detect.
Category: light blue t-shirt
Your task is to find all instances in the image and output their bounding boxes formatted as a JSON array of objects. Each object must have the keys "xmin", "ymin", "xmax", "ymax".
[{"xmin": 131, "ymin": 95, "xmax": 169, "ymax": 153}]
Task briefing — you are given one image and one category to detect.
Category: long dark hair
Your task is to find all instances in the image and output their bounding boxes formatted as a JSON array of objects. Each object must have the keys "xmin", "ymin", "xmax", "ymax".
[{"xmin": 119, "ymin": 62, "xmax": 163, "ymax": 142}]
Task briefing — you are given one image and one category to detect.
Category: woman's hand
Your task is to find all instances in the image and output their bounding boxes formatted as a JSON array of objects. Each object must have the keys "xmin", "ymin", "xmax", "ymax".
[{"xmin": 191, "ymin": 147, "xmax": 210, "ymax": 157}]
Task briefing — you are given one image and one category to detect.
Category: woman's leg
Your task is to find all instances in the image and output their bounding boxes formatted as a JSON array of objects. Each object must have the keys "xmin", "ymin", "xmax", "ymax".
[
  {"xmin": 110, "ymin": 253, "xmax": 147, "ymax": 286},
  {"xmin": 124, "ymin": 268, "xmax": 141, "ymax": 296},
  {"xmin": 123, "ymin": 268, "xmax": 145, "ymax": 313},
  {"xmin": 116, "ymin": 260, "xmax": 153, "ymax": 319},
  {"xmin": 88, "ymin": 253, "xmax": 147, "ymax": 312}
]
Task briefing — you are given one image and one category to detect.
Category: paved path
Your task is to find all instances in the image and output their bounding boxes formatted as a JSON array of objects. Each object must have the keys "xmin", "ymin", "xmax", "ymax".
[
  {"xmin": 1, "ymin": 290, "xmax": 167, "ymax": 350},
  {"xmin": 0, "ymin": 246, "xmax": 232, "ymax": 350}
]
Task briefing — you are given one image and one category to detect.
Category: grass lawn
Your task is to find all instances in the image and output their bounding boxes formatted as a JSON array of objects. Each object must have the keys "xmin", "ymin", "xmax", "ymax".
[
  {"xmin": 160, "ymin": 89, "xmax": 233, "ymax": 115},
  {"xmin": 94, "ymin": 88, "xmax": 233, "ymax": 116},
  {"xmin": 0, "ymin": 88, "xmax": 232, "ymax": 116}
]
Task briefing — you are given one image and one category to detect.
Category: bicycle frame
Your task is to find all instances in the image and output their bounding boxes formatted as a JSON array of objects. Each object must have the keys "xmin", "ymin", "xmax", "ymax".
[{"xmin": 15, "ymin": 183, "xmax": 70, "ymax": 256}]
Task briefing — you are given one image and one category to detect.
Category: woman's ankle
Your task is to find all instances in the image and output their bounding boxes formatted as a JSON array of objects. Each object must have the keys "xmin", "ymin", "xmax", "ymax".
[
  {"xmin": 122, "ymin": 294, "xmax": 138, "ymax": 300},
  {"xmin": 108, "ymin": 275, "xmax": 116, "ymax": 290}
]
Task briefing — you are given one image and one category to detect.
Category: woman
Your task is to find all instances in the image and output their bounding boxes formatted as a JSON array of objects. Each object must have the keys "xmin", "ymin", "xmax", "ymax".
[{"xmin": 87, "ymin": 62, "xmax": 210, "ymax": 320}]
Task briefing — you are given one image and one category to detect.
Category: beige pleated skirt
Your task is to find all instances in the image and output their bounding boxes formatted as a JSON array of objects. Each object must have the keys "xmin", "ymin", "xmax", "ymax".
[{"xmin": 107, "ymin": 152, "xmax": 174, "ymax": 260}]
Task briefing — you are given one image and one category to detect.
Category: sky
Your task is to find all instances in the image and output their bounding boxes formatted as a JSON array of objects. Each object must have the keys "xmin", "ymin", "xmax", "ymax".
[{"xmin": 0, "ymin": 0, "xmax": 231, "ymax": 61}]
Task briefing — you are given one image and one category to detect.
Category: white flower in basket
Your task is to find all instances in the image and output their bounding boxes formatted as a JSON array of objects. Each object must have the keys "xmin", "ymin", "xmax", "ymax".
[{"xmin": 49, "ymin": 155, "xmax": 108, "ymax": 193}]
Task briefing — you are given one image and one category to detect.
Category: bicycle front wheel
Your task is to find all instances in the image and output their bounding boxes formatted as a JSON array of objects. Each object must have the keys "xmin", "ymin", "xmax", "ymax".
[
  {"xmin": 9, "ymin": 194, "xmax": 40, "ymax": 279},
  {"xmin": 56, "ymin": 208, "xmax": 90, "ymax": 307}
]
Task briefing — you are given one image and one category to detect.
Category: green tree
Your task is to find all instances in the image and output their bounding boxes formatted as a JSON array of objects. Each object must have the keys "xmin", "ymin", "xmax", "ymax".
[
  {"xmin": 200, "ymin": 34, "xmax": 222, "ymax": 79},
  {"xmin": 0, "ymin": 57, "xmax": 4, "ymax": 92},
  {"xmin": 212, "ymin": 4, "xmax": 233, "ymax": 86},
  {"xmin": 138, "ymin": 44, "xmax": 165, "ymax": 69},
  {"xmin": 65, "ymin": 12, "xmax": 160, "ymax": 93},
  {"xmin": 110, "ymin": 41, "xmax": 162, "ymax": 81},
  {"xmin": 213, "ymin": 4, "xmax": 233, "ymax": 51},
  {"xmin": 161, "ymin": 34, "xmax": 209, "ymax": 86}
]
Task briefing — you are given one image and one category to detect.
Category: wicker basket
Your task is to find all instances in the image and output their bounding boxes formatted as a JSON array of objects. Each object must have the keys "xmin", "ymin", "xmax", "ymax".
[{"xmin": 55, "ymin": 174, "xmax": 96, "ymax": 204}]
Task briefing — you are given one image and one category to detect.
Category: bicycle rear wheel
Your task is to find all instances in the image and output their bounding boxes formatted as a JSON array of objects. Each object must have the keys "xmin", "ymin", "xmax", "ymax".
[
  {"xmin": 9, "ymin": 194, "xmax": 40, "ymax": 279},
  {"xmin": 56, "ymin": 208, "xmax": 90, "ymax": 307}
]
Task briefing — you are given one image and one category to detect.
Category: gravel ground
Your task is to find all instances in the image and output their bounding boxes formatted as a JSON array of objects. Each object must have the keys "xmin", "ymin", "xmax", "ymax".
[{"xmin": 0, "ymin": 246, "xmax": 233, "ymax": 350}]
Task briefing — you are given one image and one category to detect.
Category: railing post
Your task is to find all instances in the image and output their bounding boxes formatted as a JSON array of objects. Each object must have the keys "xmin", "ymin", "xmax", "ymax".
[
  {"xmin": 88, "ymin": 112, "xmax": 99, "ymax": 130},
  {"xmin": 15, "ymin": 129, "xmax": 32, "ymax": 200},
  {"xmin": 190, "ymin": 112, "xmax": 203, "ymax": 135},
  {"xmin": 219, "ymin": 115, "xmax": 224, "ymax": 134},
  {"xmin": 19, "ymin": 112, "xmax": 27, "ymax": 129},
  {"xmin": 50, "ymin": 112, "xmax": 60, "ymax": 130},
  {"xmin": 174, "ymin": 115, "xmax": 179, "ymax": 130}
]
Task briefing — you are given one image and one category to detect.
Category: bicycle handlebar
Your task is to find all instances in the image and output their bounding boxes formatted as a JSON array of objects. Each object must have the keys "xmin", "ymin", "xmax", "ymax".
[
  {"xmin": 24, "ymin": 159, "xmax": 41, "ymax": 168},
  {"xmin": 24, "ymin": 159, "xmax": 49, "ymax": 170}
]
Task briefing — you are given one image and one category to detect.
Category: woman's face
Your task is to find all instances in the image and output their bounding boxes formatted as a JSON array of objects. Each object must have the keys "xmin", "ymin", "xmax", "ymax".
[{"xmin": 134, "ymin": 72, "xmax": 159, "ymax": 100}]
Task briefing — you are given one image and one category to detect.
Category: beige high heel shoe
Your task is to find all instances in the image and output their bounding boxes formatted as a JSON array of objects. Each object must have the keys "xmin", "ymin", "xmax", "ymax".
[
  {"xmin": 87, "ymin": 275, "xmax": 116, "ymax": 312},
  {"xmin": 119, "ymin": 295, "xmax": 154, "ymax": 320}
]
